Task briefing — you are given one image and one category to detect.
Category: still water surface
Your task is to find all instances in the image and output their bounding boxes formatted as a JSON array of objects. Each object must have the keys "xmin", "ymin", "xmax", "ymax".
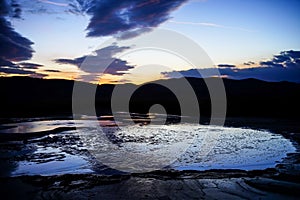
[{"xmin": 0, "ymin": 118, "xmax": 296, "ymax": 176}]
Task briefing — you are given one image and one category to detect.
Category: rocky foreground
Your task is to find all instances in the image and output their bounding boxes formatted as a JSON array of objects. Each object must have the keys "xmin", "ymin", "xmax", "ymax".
[{"xmin": 1, "ymin": 169, "xmax": 300, "ymax": 200}]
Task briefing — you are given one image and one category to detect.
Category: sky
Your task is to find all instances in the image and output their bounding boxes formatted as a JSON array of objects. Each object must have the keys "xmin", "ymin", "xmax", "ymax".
[{"xmin": 0, "ymin": 0, "xmax": 300, "ymax": 84}]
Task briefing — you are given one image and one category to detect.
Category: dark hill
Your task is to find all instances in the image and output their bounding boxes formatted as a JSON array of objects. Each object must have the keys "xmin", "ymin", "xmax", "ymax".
[{"xmin": 1, "ymin": 76, "xmax": 299, "ymax": 120}]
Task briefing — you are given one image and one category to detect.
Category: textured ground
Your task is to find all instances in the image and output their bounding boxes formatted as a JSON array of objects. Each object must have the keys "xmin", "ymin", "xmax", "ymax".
[{"xmin": 1, "ymin": 172, "xmax": 300, "ymax": 200}]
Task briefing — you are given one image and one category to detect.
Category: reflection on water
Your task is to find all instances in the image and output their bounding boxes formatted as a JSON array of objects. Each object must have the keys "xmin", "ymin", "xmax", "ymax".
[
  {"xmin": 0, "ymin": 116, "xmax": 297, "ymax": 176},
  {"xmin": 172, "ymin": 126, "xmax": 296, "ymax": 170},
  {"xmin": 0, "ymin": 120, "xmax": 76, "ymax": 133},
  {"xmin": 12, "ymin": 145, "xmax": 94, "ymax": 176}
]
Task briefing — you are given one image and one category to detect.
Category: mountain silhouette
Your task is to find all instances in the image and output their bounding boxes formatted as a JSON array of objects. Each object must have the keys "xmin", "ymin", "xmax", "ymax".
[{"xmin": 1, "ymin": 77, "xmax": 300, "ymax": 122}]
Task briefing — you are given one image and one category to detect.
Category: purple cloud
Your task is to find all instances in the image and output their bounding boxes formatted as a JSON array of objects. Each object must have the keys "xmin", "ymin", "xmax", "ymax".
[
  {"xmin": 54, "ymin": 44, "xmax": 134, "ymax": 78},
  {"xmin": 162, "ymin": 50, "xmax": 300, "ymax": 83}
]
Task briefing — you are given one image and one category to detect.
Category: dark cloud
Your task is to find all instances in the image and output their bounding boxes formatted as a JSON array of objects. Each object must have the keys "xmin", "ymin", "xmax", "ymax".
[
  {"xmin": 54, "ymin": 44, "xmax": 134, "ymax": 78},
  {"xmin": 0, "ymin": 62, "xmax": 47, "ymax": 77},
  {"xmin": 93, "ymin": 45, "xmax": 130, "ymax": 59},
  {"xmin": 4, "ymin": 0, "xmax": 188, "ymax": 40},
  {"xmin": 162, "ymin": 50, "xmax": 300, "ymax": 83},
  {"xmin": 115, "ymin": 27, "xmax": 152, "ymax": 40},
  {"xmin": 0, "ymin": 17, "xmax": 34, "ymax": 62},
  {"xmin": 0, "ymin": 61, "xmax": 46, "ymax": 77},
  {"xmin": 281, "ymin": 50, "xmax": 300, "ymax": 60},
  {"xmin": 0, "ymin": 0, "xmax": 37, "ymax": 77},
  {"xmin": 0, "ymin": 0, "xmax": 34, "ymax": 62},
  {"xmin": 73, "ymin": 0, "xmax": 188, "ymax": 38},
  {"xmin": 103, "ymin": 59, "xmax": 134, "ymax": 75},
  {"xmin": 54, "ymin": 56, "xmax": 86, "ymax": 67},
  {"xmin": 0, "ymin": 0, "xmax": 9, "ymax": 15},
  {"xmin": 0, "ymin": 57, "xmax": 22, "ymax": 75},
  {"xmin": 10, "ymin": 0, "xmax": 22, "ymax": 18},
  {"xmin": 0, "ymin": 66, "xmax": 34, "ymax": 74},
  {"xmin": 43, "ymin": 69, "xmax": 61, "ymax": 73},
  {"xmin": 1, "ymin": 0, "xmax": 21, "ymax": 18},
  {"xmin": 272, "ymin": 55, "xmax": 289, "ymax": 63},
  {"xmin": 0, "ymin": 58, "xmax": 45, "ymax": 78},
  {"xmin": 217, "ymin": 64, "xmax": 236, "ymax": 68},
  {"xmin": 243, "ymin": 61, "xmax": 255, "ymax": 66},
  {"xmin": 259, "ymin": 61, "xmax": 283, "ymax": 68},
  {"xmin": 260, "ymin": 50, "xmax": 300, "ymax": 68},
  {"xmin": 0, "ymin": 68, "xmax": 48, "ymax": 78},
  {"xmin": 18, "ymin": 62, "xmax": 43, "ymax": 69},
  {"xmin": 0, "ymin": 57, "xmax": 18, "ymax": 68}
]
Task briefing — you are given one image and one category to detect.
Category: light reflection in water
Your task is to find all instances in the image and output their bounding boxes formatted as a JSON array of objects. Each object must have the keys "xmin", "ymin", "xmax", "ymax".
[{"xmin": 0, "ymin": 117, "xmax": 296, "ymax": 176}]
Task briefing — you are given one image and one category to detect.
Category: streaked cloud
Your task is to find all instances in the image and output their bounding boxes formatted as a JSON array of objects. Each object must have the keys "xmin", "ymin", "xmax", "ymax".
[
  {"xmin": 169, "ymin": 20, "xmax": 258, "ymax": 32},
  {"xmin": 38, "ymin": 0, "xmax": 68, "ymax": 7},
  {"xmin": 43, "ymin": 69, "xmax": 61, "ymax": 72},
  {"xmin": 217, "ymin": 64, "xmax": 236, "ymax": 68},
  {"xmin": 18, "ymin": 62, "xmax": 43, "ymax": 69},
  {"xmin": 0, "ymin": 58, "xmax": 46, "ymax": 77}
]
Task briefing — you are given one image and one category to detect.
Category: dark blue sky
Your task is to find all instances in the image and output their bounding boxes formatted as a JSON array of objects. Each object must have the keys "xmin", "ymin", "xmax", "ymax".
[{"xmin": 0, "ymin": 0, "xmax": 299, "ymax": 83}]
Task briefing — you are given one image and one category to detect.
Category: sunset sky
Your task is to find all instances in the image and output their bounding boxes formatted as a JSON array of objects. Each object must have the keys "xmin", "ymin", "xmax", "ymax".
[{"xmin": 1, "ymin": 0, "xmax": 300, "ymax": 84}]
